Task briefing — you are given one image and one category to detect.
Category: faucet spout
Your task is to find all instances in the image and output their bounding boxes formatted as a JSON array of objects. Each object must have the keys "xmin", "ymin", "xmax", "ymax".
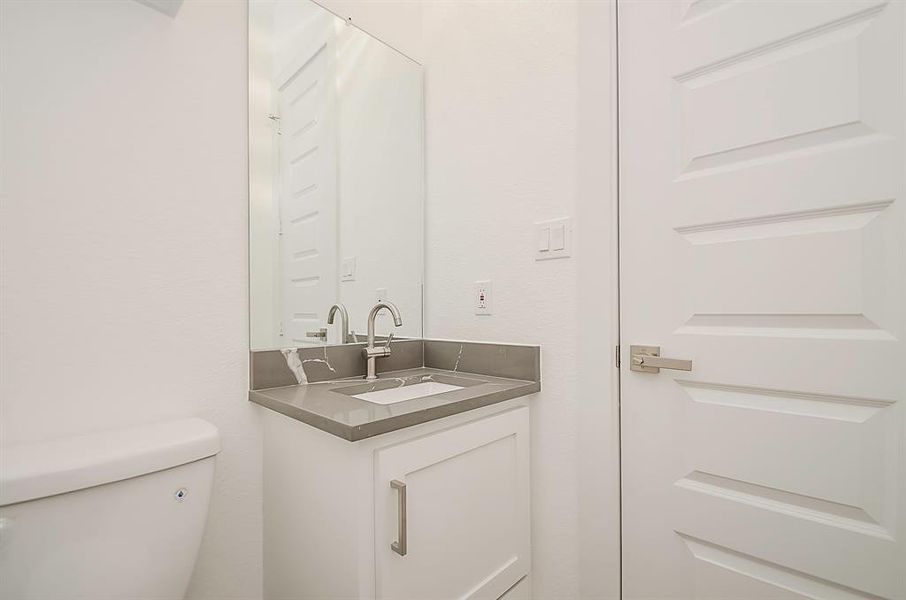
[
  {"xmin": 364, "ymin": 301, "xmax": 403, "ymax": 380},
  {"xmin": 367, "ymin": 302, "xmax": 402, "ymax": 341}
]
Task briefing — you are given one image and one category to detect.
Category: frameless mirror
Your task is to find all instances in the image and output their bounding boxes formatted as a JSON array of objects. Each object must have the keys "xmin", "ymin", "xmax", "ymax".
[{"xmin": 249, "ymin": 0, "xmax": 424, "ymax": 350}]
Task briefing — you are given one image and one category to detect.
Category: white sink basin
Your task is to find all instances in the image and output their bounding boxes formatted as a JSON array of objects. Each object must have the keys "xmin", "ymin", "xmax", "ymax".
[{"xmin": 352, "ymin": 381, "xmax": 463, "ymax": 405}]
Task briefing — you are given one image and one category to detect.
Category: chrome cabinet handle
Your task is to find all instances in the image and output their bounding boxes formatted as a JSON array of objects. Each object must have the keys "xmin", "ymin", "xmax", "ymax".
[
  {"xmin": 630, "ymin": 345, "xmax": 692, "ymax": 373},
  {"xmin": 390, "ymin": 479, "xmax": 407, "ymax": 556}
]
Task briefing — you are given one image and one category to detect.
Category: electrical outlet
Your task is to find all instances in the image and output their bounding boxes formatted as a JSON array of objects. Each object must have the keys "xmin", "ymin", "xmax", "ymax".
[{"xmin": 474, "ymin": 280, "xmax": 492, "ymax": 315}]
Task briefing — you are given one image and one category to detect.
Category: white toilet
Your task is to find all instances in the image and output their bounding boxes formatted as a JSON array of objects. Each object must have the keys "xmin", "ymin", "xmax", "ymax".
[{"xmin": 0, "ymin": 418, "xmax": 220, "ymax": 600}]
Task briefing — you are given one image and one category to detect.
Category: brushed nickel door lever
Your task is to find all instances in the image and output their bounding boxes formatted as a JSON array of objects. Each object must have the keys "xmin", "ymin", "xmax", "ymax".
[{"xmin": 630, "ymin": 345, "xmax": 692, "ymax": 373}]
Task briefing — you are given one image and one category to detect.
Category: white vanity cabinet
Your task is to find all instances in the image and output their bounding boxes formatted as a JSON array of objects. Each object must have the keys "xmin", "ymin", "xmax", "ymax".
[{"xmin": 261, "ymin": 401, "xmax": 531, "ymax": 600}]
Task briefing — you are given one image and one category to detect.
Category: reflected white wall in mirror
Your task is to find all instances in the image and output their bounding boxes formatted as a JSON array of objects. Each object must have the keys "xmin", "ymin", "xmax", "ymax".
[{"xmin": 249, "ymin": 0, "xmax": 424, "ymax": 350}]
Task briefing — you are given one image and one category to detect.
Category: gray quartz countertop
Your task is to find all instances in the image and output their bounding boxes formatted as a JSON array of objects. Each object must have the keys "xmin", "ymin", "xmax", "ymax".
[{"xmin": 248, "ymin": 366, "xmax": 539, "ymax": 441}]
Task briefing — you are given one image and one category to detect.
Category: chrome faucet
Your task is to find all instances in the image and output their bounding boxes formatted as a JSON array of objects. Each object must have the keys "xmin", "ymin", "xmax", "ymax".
[
  {"xmin": 364, "ymin": 301, "xmax": 403, "ymax": 380},
  {"xmin": 327, "ymin": 303, "xmax": 351, "ymax": 343}
]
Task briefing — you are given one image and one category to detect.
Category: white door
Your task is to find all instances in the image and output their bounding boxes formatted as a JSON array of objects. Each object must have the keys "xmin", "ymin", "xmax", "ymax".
[
  {"xmin": 619, "ymin": 1, "xmax": 906, "ymax": 599},
  {"xmin": 275, "ymin": 24, "xmax": 339, "ymax": 347},
  {"xmin": 375, "ymin": 408, "xmax": 530, "ymax": 600}
]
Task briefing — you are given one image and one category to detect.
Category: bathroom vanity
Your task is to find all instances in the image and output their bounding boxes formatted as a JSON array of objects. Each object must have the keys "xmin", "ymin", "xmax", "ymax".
[{"xmin": 250, "ymin": 341, "xmax": 539, "ymax": 599}]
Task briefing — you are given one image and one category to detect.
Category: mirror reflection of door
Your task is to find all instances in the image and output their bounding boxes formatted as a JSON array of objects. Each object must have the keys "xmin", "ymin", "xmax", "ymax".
[
  {"xmin": 274, "ymin": 6, "xmax": 339, "ymax": 348},
  {"xmin": 249, "ymin": 0, "xmax": 425, "ymax": 351}
]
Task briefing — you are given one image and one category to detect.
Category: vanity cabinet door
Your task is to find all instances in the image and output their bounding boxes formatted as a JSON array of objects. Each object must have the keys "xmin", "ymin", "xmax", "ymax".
[{"xmin": 374, "ymin": 408, "xmax": 530, "ymax": 600}]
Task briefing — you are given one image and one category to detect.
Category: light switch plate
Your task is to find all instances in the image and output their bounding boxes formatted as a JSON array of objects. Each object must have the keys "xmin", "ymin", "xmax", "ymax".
[
  {"xmin": 474, "ymin": 280, "xmax": 492, "ymax": 315},
  {"xmin": 341, "ymin": 257, "xmax": 356, "ymax": 282},
  {"xmin": 535, "ymin": 217, "xmax": 571, "ymax": 260},
  {"xmin": 550, "ymin": 223, "xmax": 565, "ymax": 250},
  {"xmin": 537, "ymin": 226, "xmax": 551, "ymax": 253}
]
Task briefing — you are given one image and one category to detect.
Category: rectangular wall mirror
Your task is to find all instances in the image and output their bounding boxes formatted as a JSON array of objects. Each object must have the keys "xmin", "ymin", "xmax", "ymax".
[{"xmin": 249, "ymin": 0, "xmax": 424, "ymax": 350}]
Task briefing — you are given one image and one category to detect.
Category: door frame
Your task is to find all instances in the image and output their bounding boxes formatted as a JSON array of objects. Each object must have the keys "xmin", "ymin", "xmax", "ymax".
[{"xmin": 574, "ymin": 1, "xmax": 623, "ymax": 599}]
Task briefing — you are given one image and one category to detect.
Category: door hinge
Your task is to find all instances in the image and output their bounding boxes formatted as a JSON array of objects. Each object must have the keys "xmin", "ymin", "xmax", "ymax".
[{"xmin": 615, "ymin": 345, "xmax": 621, "ymax": 369}]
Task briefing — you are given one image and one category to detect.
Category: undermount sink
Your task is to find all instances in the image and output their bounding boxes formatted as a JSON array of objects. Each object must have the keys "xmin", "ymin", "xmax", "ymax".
[
  {"xmin": 352, "ymin": 381, "xmax": 464, "ymax": 405},
  {"xmin": 336, "ymin": 373, "xmax": 483, "ymax": 405}
]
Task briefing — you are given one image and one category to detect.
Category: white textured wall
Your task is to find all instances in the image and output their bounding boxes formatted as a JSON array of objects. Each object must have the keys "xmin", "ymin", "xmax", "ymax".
[
  {"xmin": 0, "ymin": 1, "xmax": 262, "ymax": 599},
  {"xmin": 321, "ymin": 1, "xmax": 621, "ymax": 598}
]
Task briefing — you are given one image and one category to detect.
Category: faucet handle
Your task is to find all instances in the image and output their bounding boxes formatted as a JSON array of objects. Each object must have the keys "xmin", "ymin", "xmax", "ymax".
[
  {"xmin": 306, "ymin": 327, "xmax": 328, "ymax": 340},
  {"xmin": 364, "ymin": 332, "xmax": 394, "ymax": 360}
]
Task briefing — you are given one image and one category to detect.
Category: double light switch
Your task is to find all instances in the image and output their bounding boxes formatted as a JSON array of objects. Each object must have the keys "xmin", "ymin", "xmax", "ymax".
[{"xmin": 535, "ymin": 217, "xmax": 570, "ymax": 260}]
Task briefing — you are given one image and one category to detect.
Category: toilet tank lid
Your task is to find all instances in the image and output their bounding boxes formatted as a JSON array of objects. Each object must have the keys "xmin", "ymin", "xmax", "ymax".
[{"xmin": 0, "ymin": 418, "xmax": 220, "ymax": 506}]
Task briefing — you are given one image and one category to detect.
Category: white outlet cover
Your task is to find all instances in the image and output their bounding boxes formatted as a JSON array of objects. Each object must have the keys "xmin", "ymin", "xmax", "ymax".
[{"xmin": 474, "ymin": 280, "xmax": 492, "ymax": 315}]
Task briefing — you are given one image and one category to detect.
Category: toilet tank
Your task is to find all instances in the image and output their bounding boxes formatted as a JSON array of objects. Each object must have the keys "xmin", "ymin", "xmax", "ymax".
[{"xmin": 0, "ymin": 418, "xmax": 220, "ymax": 600}]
